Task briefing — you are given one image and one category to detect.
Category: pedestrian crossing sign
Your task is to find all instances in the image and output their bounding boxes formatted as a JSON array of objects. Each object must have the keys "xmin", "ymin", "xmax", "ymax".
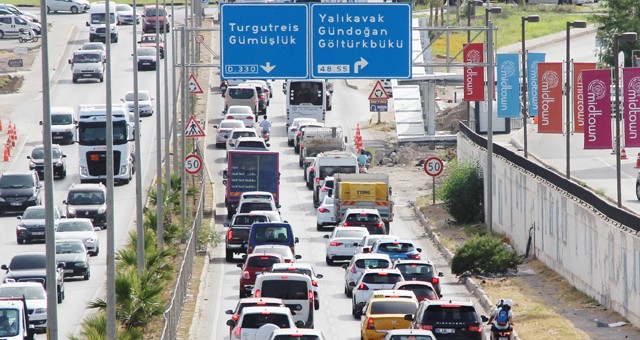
[{"xmin": 185, "ymin": 116, "xmax": 205, "ymax": 137}]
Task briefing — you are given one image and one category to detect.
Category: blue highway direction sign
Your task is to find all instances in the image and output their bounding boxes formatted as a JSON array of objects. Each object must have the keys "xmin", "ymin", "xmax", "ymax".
[
  {"xmin": 220, "ymin": 4, "xmax": 309, "ymax": 79},
  {"xmin": 311, "ymin": 4, "xmax": 412, "ymax": 79}
]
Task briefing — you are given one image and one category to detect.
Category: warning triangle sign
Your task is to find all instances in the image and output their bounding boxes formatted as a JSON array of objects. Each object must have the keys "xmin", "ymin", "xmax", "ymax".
[
  {"xmin": 189, "ymin": 74, "xmax": 204, "ymax": 94},
  {"xmin": 368, "ymin": 80, "xmax": 390, "ymax": 100},
  {"xmin": 185, "ymin": 116, "xmax": 205, "ymax": 137}
]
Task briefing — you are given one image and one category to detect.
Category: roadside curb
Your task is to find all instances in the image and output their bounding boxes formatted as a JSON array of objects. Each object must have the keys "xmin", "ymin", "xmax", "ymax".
[
  {"xmin": 413, "ymin": 205, "xmax": 520, "ymax": 340},
  {"xmin": 344, "ymin": 79, "xmax": 358, "ymax": 90}
]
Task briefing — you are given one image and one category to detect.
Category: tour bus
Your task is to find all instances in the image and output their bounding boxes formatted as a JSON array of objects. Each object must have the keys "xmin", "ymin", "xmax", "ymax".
[
  {"xmin": 77, "ymin": 104, "xmax": 134, "ymax": 184},
  {"xmin": 283, "ymin": 79, "xmax": 333, "ymax": 131}
]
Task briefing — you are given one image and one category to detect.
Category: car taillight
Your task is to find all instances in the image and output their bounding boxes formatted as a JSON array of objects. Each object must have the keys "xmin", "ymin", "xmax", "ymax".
[
  {"xmin": 329, "ymin": 241, "xmax": 343, "ymax": 246},
  {"xmin": 350, "ymin": 265, "xmax": 357, "ymax": 274},
  {"xmin": 310, "ymin": 167, "xmax": 314, "ymax": 171},
  {"xmin": 226, "ymin": 115, "xmax": 234, "ymax": 120},
  {"xmin": 468, "ymin": 325, "xmax": 482, "ymax": 333},
  {"xmin": 227, "ymin": 230, "xmax": 233, "ymax": 240},
  {"xmin": 408, "ymin": 253, "xmax": 421, "ymax": 260},
  {"xmin": 321, "ymin": 187, "xmax": 328, "ymax": 192},
  {"xmin": 419, "ymin": 324, "xmax": 433, "ymax": 331},
  {"xmin": 308, "ymin": 290, "xmax": 314, "ymax": 300},
  {"xmin": 432, "ymin": 277, "xmax": 439, "ymax": 284},
  {"xmin": 376, "ymin": 222, "xmax": 384, "ymax": 228},
  {"xmin": 242, "ymin": 271, "xmax": 250, "ymax": 279},
  {"xmin": 358, "ymin": 283, "xmax": 368, "ymax": 290},
  {"xmin": 315, "ymin": 178, "xmax": 320, "ymax": 183},
  {"xmin": 311, "ymin": 280, "xmax": 317, "ymax": 287},
  {"xmin": 218, "ymin": 129, "xmax": 223, "ymax": 133},
  {"xmin": 296, "ymin": 132, "xmax": 302, "ymax": 137},
  {"xmin": 366, "ymin": 317, "xmax": 375, "ymax": 330},
  {"xmin": 233, "ymin": 327, "xmax": 241, "ymax": 338},
  {"xmin": 255, "ymin": 289, "xmax": 261, "ymax": 297},
  {"xmin": 246, "ymin": 116, "xmax": 253, "ymax": 120},
  {"xmin": 342, "ymin": 222, "xmax": 350, "ymax": 226},
  {"xmin": 318, "ymin": 207, "xmax": 329, "ymax": 213}
]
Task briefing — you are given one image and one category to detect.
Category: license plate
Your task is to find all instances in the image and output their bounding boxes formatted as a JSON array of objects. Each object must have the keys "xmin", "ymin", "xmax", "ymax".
[
  {"xmin": 142, "ymin": 62, "xmax": 150, "ymax": 65},
  {"xmin": 435, "ymin": 328, "xmax": 455, "ymax": 334},
  {"xmin": 82, "ymin": 74, "xmax": 93, "ymax": 77},
  {"xmin": 53, "ymin": 136, "xmax": 63, "ymax": 139},
  {"xmin": 10, "ymin": 202, "xmax": 22, "ymax": 206},
  {"xmin": 499, "ymin": 337, "xmax": 509, "ymax": 340},
  {"xmin": 330, "ymin": 217, "xmax": 336, "ymax": 221},
  {"xmin": 63, "ymin": 269, "xmax": 74, "ymax": 274},
  {"xmin": 32, "ymin": 232, "xmax": 44, "ymax": 236}
]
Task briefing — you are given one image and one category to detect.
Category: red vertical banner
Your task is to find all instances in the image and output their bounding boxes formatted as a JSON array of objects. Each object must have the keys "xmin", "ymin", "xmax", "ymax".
[
  {"xmin": 463, "ymin": 43, "xmax": 485, "ymax": 101},
  {"xmin": 623, "ymin": 67, "xmax": 640, "ymax": 147},
  {"xmin": 582, "ymin": 69, "xmax": 612, "ymax": 149},
  {"xmin": 573, "ymin": 62, "xmax": 597, "ymax": 133},
  {"xmin": 537, "ymin": 62, "xmax": 564, "ymax": 133}
]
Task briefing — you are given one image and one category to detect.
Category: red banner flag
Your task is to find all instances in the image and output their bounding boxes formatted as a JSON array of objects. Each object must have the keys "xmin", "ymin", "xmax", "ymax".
[
  {"xmin": 624, "ymin": 67, "xmax": 640, "ymax": 147},
  {"xmin": 537, "ymin": 62, "xmax": 564, "ymax": 133},
  {"xmin": 573, "ymin": 63, "xmax": 597, "ymax": 133},
  {"xmin": 582, "ymin": 69, "xmax": 612, "ymax": 150},
  {"xmin": 463, "ymin": 43, "xmax": 485, "ymax": 101}
]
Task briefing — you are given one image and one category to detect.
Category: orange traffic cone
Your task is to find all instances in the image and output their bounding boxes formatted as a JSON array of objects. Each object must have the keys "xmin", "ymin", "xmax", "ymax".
[
  {"xmin": 3, "ymin": 146, "xmax": 8, "ymax": 162},
  {"xmin": 621, "ymin": 148, "xmax": 628, "ymax": 160},
  {"xmin": 11, "ymin": 124, "xmax": 16, "ymax": 140},
  {"xmin": 0, "ymin": 117, "xmax": 3, "ymax": 132}
]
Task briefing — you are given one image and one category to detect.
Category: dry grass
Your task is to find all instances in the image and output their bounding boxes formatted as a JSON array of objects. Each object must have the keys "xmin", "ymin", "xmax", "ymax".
[{"xmin": 176, "ymin": 254, "xmax": 206, "ymax": 339}]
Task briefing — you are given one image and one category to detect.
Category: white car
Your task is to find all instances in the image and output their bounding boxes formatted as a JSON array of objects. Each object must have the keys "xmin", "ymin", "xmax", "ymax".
[
  {"xmin": 122, "ymin": 90, "xmax": 154, "ymax": 117},
  {"xmin": 271, "ymin": 262, "xmax": 323, "ymax": 309},
  {"xmin": 317, "ymin": 176, "xmax": 334, "ymax": 206},
  {"xmin": 226, "ymin": 128, "xmax": 259, "ymax": 154},
  {"xmin": 227, "ymin": 306, "xmax": 302, "ymax": 340},
  {"xmin": 342, "ymin": 253, "xmax": 392, "ymax": 297},
  {"xmin": 351, "ymin": 268, "xmax": 405, "ymax": 314},
  {"xmin": 268, "ymin": 328, "xmax": 327, "ymax": 340},
  {"xmin": 383, "ymin": 329, "xmax": 436, "ymax": 340},
  {"xmin": 46, "ymin": 0, "xmax": 89, "ymax": 14},
  {"xmin": 0, "ymin": 282, "xmax": 47, "ymax": 333},
  {"xmin": 226, "ymin": 106, "xmax": 256, "ymax": 128},
  {"xmin": 55, "ymin": 218, "xmax": 101, "ymax": 256},
  {"xmin": 115, "ymin": 4, "xmax": 140, "ymax": 24},
  {"xmin": 354, "ymin": 234, "xmax": 400, "ymax": 254},
  {"xmin": 323, "ymin": 226, "xmax": 369, "ymax": 265},
  {"xmin": 316, "ymin": 196, "xmax": 337, "ymax": 231},
  {"xmin": 215, "ymin": 119, "xmax": 245, "ymax": 147},
  {"xmin": 288, "ymin": 117, "xmax": 318, "ymax": 146},
  {"xmin": 253, "ymin": 245, "xmax": 300, "ymax": 263}
]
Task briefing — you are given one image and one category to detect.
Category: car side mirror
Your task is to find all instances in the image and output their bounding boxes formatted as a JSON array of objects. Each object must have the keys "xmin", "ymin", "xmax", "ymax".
[
  {"xmin": 341, "ymin": 264, "xmax": 348, "ymax": 269},
  {"xmin": 404, "ymin": 314, "xmax": 414, "ymax": 321},
  {"xmin": 57, "ymin": 262, "xmax": 65, "ymax": 269},
  {"xmin": 236, "ymin": 263, "xmax": 243, "ymax": 268},
  {"xmin": 85, "ymin": 21, "xmax": 89, "ymax": 27},
  {"xmin": 137, "ymin": 40, "xmax": 142, "ymax": 44},
  {"xmin": 62, "ymin": 154, "xmax": 67, "ymax": 158},
  {"xmin": 295, "ymin": 255, "xmax": 302, "ymax": 259},
  {"xmin": 349, "ymin": 282, "xmax": 356, "ymax": 287},
  {"xmin": 0, "ymin": 264, "xmax": 7, "ymax": 270},
  {"xmin": 316, "ymin": 274, "xmax": 323, "ymax": 279},
  {"xmin": 94, "ymin": 227, "xmax": 101, "ymax": 232},
  {"xmin": 362, "ymin": 247, "xmax": 370, "ymax": 253},
  {"xmin": 68, "ymin": 59, "xmax": 72, "ymax": 64},
  {"xmin": 481, "ymin": 315, "xmax": 489, "ymax": 322},
  {"xmin": 323, "ymin": 235, "xmax": 329, "ymax": 239},
  {"xmin": 438, "ymin": 272, "xmax": 444, "ymax": 277},
  {"xmin": 294, "ymin": 237, "xmax": 299, "ymax": 244},
  {"xmin": 336, "ymin": 218, "xmax": 342, "ymax": 224},
  {"xmin": 352, "ymin": 242, "xmax": 359, "ymax": 247},
  {"xmin": 62, "ymin": 200, "xmax": 67, "ymax": 205},
  {"xmin": 225, "ymin": 309, "xmax": 233, "ymax": 315},
  {"xmin": 276, "ymin": 204, "xmax": 281, "ymax": 209},
  {"xmin": 39, "ymin": 121, "xmax": 43, "ymax": 126},
  {"xmin": 223, "ymin": 222, "xmax": 230, "ymax": 228},
  {"xmin": 294, "ymin": 320, "xmax": 305, "ymax": 328},
  {"xmin": 417, "ymin": 248, "xmax": 422, "ymax": 253},
  {"xmin": 222, "ymin": 179, "xmax": 227, "ymax": 186},
  {"xmin": 226, "ymin": 319, "xmax": 235, "ymax": 327},
  {"xmin": 26, "ymin": 156, "xmax": 31, "ymax": 160}
]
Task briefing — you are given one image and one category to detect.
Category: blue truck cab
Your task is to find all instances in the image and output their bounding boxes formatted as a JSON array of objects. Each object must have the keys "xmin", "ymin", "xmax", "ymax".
[{"xmin": 248, "ymin": 222, "xmax": 299, "ymax": 255}]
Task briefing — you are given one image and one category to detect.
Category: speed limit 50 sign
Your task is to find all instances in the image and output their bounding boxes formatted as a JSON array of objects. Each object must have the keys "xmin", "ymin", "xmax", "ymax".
[
  {"xmin": 423, "ymin": 157, "xmax": 444, "ymax": 177},
  {"xmin": 185, "ymin": 154, "xmax": 203, "ymax": 175}
]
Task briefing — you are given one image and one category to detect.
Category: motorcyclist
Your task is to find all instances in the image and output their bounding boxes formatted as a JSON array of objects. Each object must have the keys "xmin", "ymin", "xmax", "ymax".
[
  {"xmin": 487, "ymin": 298, "xmax": 514, "ymax": 339},
  {"xmin": 357, "ymin": 149, "xmax": 369, "ymax": 168},
  {"xmin": 259, "ymin": 115, "xmax": 271, "ymax": 134}
]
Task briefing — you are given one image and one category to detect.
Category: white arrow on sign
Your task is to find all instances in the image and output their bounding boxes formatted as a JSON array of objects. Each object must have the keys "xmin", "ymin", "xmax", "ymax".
[
  {"xmin": 354, "ymin": 57, "xmax": 368, "ymax": 74},
  {"xmin": 261, "ymin": 62, "xmax": 276, "ymax": 73}
]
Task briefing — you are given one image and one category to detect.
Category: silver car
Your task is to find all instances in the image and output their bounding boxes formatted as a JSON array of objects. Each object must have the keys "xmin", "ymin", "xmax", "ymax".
[
  {"xmin": 215, "ymin": 119, "xmax": 245, "ymax": 148},
  {"xmin": 55, "ymin": 218, "xmax": 100, "ymax": 256},
  {"xmin": 122, "ymin": 90, "xmax": 154, "ymax": 117}
]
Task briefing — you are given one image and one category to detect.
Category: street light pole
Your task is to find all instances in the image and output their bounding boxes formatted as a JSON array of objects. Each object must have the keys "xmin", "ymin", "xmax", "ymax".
[
  {"xmin": 565, "ymin": 21, "xmax": 587, "ymax": 179},
  {"xmin": 614, "ymin": 32, "xmax": 637, "ymax": 207},
  {"xmin": 487, "ymin": 20, "xmax": 495, "ymax": 233},
  {"xmin": 521, "ymin": 15, "xmax": 540, "ymax": 159}
]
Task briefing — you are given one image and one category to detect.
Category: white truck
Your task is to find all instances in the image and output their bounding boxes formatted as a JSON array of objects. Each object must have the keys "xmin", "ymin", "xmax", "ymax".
[
  {"xmin": 68, "ymin": 50, "xmax": 105, "ymax": 83},
  {"xmin": 87, "ymin": 2, "xmax": 118, "ymax": 43},
  {"xmin": 0, "ymin": 297, "xmax": 35, "ymax": 340},
  {"xmin": 283, "ymin": 80, "xmax": 333, "ymax": 131},
  {"xmin": 312, "ymin": 150, "xmax": 358, "ymax": 207},
  {"xmin": 299, "ymin": 126, "xmax": 347, "ymax": 167}
]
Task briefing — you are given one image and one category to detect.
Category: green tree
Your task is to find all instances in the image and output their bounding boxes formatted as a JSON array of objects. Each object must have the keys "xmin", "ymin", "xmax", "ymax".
[
  {"xmin": 592, "ymin": 0, "xmax": 640, "ymax": 67},
  {"xmin": 116, "ymin": 229, "xmax": 175, "ymax": 282},
  {"xmin": 436, "ymin": 159, "xmax": 484, "ymax": 223},
  {"xmin": 451, "ymin": 235, "xmax": 521, "ymax": 275}
]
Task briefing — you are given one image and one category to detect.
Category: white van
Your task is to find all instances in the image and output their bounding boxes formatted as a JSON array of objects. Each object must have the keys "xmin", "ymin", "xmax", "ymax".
[
  {"xmin": 41, "ymin": 107, "xmax": 76, "ymax": 145},
  {"xmin": 68, "ymin": 50, "xmax": 105, "ymax": 83},
  {"xmin": 87, "ymin": 2, "xmax": 118, "ymax": 43},
  {"xmin": 312, "ymin": 150, "xmax": 358, "ymax": 202},
  {"xmin": 253, "ymin": 273, "xmax": 315, "ymax": 328},
  {"xmin": 0, "ymin": 15, "xmax": 35, "ymax": 38}
]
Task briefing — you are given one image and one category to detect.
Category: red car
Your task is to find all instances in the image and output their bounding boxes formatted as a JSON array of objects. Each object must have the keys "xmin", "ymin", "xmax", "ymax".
[
  {"xmin": 237, "ymin": 253, "xmax": 284, "ymax": 298},
  {"xmin": 142, "ymin": 5, "xmax": 170, "ymax": 34},
  {"xmin": 138, "ymin": 34, "xmax": 164, "ymax": 59},
  {"xmin": 393, "ymin": 281, "xmax": 440, "ymax": 302}
]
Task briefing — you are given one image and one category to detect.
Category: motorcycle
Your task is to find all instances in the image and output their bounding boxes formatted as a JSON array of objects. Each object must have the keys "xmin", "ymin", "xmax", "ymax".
[
  {"xmin": 261, "ymin": 129, "xmax": 270, "ymax": 142},
  {"xmin": 18, "ymin": 28, "xmax": 38, "ymax": 43},
  {"xmin": 490, "ymin": 327, "xmax": 513, "ymax": 340}
]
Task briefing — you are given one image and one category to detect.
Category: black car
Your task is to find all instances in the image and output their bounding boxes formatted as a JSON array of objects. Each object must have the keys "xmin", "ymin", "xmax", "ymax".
[
  {"xmin": 16, "ymin": 205, "xmax": 63, "ymax": 244},
  {"xmin": 0, "ymin": 170, "xmax": 42, "ymax": 215},
  {"xmin": 1, "ymin": 252, "xmax": 65, "ymax": 304},
  {"xmin": 27, "ymin": 144, "xmax": 67, "ymax": 180},
  {"xmin": 224, "ymin": 213, "xmax": 270, "ymax": 261},
  {"xmin": 56, "ymin": 239, "xmax": 91, "ymax": 280},
  {"xmin": 394, "ymin": 260, "xmax": 445, "ymax": 297},
  {"xmin": 407, "ymin": 300, "xmax": 487, "ymax": 340},
  {"xmin": 63, "ymin": 183, "xmax": 107, "ymax": 229}
]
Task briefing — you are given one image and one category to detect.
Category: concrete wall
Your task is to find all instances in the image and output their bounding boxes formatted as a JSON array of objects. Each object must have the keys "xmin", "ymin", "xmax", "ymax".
[{"xmin": 458, "ymin": 134, "xmax": 640, "ymax": 328}]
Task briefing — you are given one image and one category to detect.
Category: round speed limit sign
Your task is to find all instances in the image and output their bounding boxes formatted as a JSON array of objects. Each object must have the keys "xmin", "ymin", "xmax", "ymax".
[
  {"xmin": 184, "ymin": 154, "xmax": 203, "ymax": 175},
  {"xmin": 423, "ymin": 157, "xmax": 444, "ymax": 177}
]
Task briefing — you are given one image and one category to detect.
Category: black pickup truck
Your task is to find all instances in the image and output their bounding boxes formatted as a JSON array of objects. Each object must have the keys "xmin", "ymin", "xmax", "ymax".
[{"xmin": 224, "ymin": 213, "xmax": 272, "ymax": 262}]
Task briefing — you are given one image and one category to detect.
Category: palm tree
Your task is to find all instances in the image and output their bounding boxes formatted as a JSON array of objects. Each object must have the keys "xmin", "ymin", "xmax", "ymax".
[
  {"xmin": 116, "ymin": 229, "xmax": 175, "ymax": 282},
  {"xmin": 69, "ymin": 312, "xmax": 143, "ymax": 340}
]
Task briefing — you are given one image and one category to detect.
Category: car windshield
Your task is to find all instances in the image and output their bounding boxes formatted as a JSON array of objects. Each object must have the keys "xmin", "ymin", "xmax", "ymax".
[
  {"xmin": 395, "ymin": 264, "xmax": 433, "ymax": 277},
  {"xmin": 228, "ymin": 88, "xmax": 254, "ymax": 99},
  {"xmin": 73, "ymin": 53, "xmax": 101, "ymax": 63},
  {"xmin": 237, "ymin": 141, "xmax": 267, "ymax": 149},
  {"xmin": 145, "ymin": 7, "xmax": 166, "ymax": 16},
  {"xmin": 116, "ymin": 4, "xmax": 131, "ymax": 11},
  {"xmin": 239, "ymin": 203, "xmax": 273, "ymax": 214},
  {"xmin": 371, "ymin": 300, "xmax": 417, "ymax": 315},
  {"xmin": 22, "ymin": 208, "xmax": 47, "ymax": 220},
  {"xmin": 289, "ymin": 81, "xmax": 323, "ymax": 106},
  {"xmin": 241, "ymin": 312, "xmax": 290, "ymax": 329},
  {"xmin": 355, "ymin": 259, "xmax": 390, "ymax": 269},
  {"xmin": 228, "ymin": 107, "xmax": 252, "ymax": 114},
  {"xmin": 397, "ymin": 285, "xmax": 438, "ymax": 299},
  {"xmin": 220, "ymin": 121, "xmax": 244, "ymax": 129},
  {"xmin": 0, "ymin": 174, "xmax": 34, "ymax": 189},
  {"xmin": 51, "ymin": 114, "xmax": 73, "ymax": 125},
  {"xmin": 125, "ymin": 92, "xmax": 151, "ymax": 101},
  {"xmin": 90, "ymin": 13, "xmax": 116, "ymax": 24},
  {"xmin": 260, "ymin": 280, "xmax": 308, "ymax": 300},
  {"xmin": 273, "ymin": 335, "xmax": 320, "ymax": 340},
  {"xmin": 82, "ymin": 43, "xmax": 104, "ymax": 51},
  {"xmin": 346, "ymin": 213, "xmax": 380, "ymax": 223},
  {"xmin": 335, "ymin": 229, "xmax": 367, "ymax": 239},
  {"xmin": 362, "ymin": 273, "xmax": 403, "ymax": 285},
  {"xmin": 247, "ymin": 256, "xmax": 281, "ymax": 268},
  {"xmin": 138, "ymin": 48, "xmax": 156, "ymax": 56},
  {"xmin": 272, "ymin": 267, "xmax": 312, "ymax": 278},
  {"xmin": 57, "ymin": 221, "xmax": 92, "ymax": 232},
  {"xmin": 378, "ymin": 243, "xmax": 415, "ymax": 253},
  {"xmin": 9, "ymin": 255, "xmax": 46, "ymax": 270},
  {"xmin": 0, "ymin": 286, "xmax": 45, "ymax": 300},
  {"xmin": 318, "ymin": 166, "xmax": 356, "ymax": 179},
  {"xmin": 232, "ymin": 131, "xmax": 257, "ymax": 139},
  {"xmin": 254, "ymin": 226, "xmax": 289, "ymax": 243},
  {"xmin": 421, "ymin": 305, "xmax": 478, "ymax": 323},
  {"xmin": 388, "ymin": 336, "xmax": 434, "ymax": 340},
  {"xmin": 56, "ymin": 242, "xmax": 85, "ymax": 254},
  {"xmin": 67, "ymin": 191, "xmax": 105, "ymax": 205},
  {"xmin": 233, "ymin": 215, "xmax": 269, "ymax": 226},
  {"xmin": 0, "ymin": 309, "xmax": 19, "ymax": 337},
  {"xmin": 30, "ymin": 148, "xmax": 61, "ymax": 160}
]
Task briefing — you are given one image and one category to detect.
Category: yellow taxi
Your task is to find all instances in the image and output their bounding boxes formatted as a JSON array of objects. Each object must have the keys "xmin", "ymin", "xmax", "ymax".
[{"xmin": 359, "ymin": 290, "xmax": 419, "ymax": 340}]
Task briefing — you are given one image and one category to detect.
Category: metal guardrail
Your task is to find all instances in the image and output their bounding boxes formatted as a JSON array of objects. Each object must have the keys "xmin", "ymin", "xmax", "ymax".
[{"xmin": 159, "ymin": 168, "xmax": 206, "ymax": 340}]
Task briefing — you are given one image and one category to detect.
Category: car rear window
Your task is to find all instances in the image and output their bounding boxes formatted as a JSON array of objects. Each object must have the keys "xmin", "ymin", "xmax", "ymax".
[
  {"xmin": 318, "ymin": 166, "xmax": 357, "ymax": 179},
  {"xmin": 362, "ymin": 273, "xmax": 403, "ymax": 285},
  {"xmin": 324, "ymin": 180, "xmax": 334, "ymax": 188},
  {"xmin": 388, "ymin": 335, "xmax": 434, "ymax": 340},
  {"xmin": 397, "ymin": 285, "xmax": 438, "ymax": 299},
  {"xmin": 421, "ymin": 305, "xmax": 479, "ymax": 323},
  {"xmin": 237, "ymin": 141, "xmax": 266, "ymax": 148},
  {"xmin": 240, "ymin": 203, "xmax": 274, "ymax": 213},
  {"xmin": 228, "ymin": 88, "xmax": 255, "ymax": 99},
  {"xmin": 237, "ymin": 302, "xmax": 283, "ymax": 314},
  {"xmin": 220, "ymin": 121, "xmax": 244, "ymax": 129},
  {"xmin": 232, "ymin": 131, "xmax": 257, "ymax": 139},
  {"xmin": 371, "ymin": 300, "xmax": 417, "ymax": 315},
  {"xmin": 272, "ymin": 268, "xmax": 312, "ymax": 278},
  {"xmin": 241, "ymin": 312, "xmax": 291, "ymax": 328},
  {"xmin": 335, "ymin": 229, "xmax": 368, "ymax": 238},
  {"xmin": 234, "ymin": 215, "xmax": 269, "ymax": 226},
  {"xmin": 395, "ymin": 264, "xmax": 433, "ymax": 276},
  {"xmin": 355, "ymin": 259, "xmax": 390, "ymax": 269},
  {"xmin": 261, "ymin": 280, "xmax": 309, "ymax": 300},
  {"xmin": 247, "ymin": 256, "xmax": 281, "ymax": 268},
  {"xmin": 378, "ymin": 243, "xmax": 415, "ymax": 253},
  {"xmin": 346, "ymin": 213, "xmax": 380, "ymax": 223},
  {"xmin": 254, "ymin": 226, "xmax": 289, "ymax": 243},
  {"xmin": 273, "ymin": 336, "xmax": 321, "ymax": 340}
]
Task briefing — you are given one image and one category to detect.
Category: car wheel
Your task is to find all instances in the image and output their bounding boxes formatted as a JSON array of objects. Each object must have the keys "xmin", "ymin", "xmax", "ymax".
[
  {"xmin": 225, "ymin": 249, "xmax": 233, "ymax": 262},
  {"xmin": 215, "ymin": 142, "xmax": 223, "ymax": 149},
  {"xmin": 17, "ymin": 238, "xmax": 23, "ymax": 245},
  {"xmin": 294, "ymin": 145, "xmax": 300, "ymax": 154},
  {"xmin": 93, "ymin": 248, "xmax": 99, "ymax": 256},
  {"xmin": 57, "ymin": 288, "xmax": 63, "ymax": 304},
  {"xmin": 288, "ymin": 139, "xmax": 294, "ymax": 147},
  {"xmin": 316, "ymin": 223, "xmax": 323, "ymax": 231},
  {"xmin": 314, "ymin": 299, "xmax": 320, "ymax": 310},
  {"xmin": 636, "ymin": 183, "xmax": 640, "ymax": 200},
  {"xmin": 0, "ymin": 31, "xmax": 4, "ymax": 39},
  {"xmin": 71, "ymin": 6, "xmax": 78, "ymax": 14},
  {"xmin": 72, "ymin": 76, "xmax": 78, "ymax": 83},
  {"xmin": 351, "ymin": 303, "xmax": 358, "ymax": 318},
  {"xmin": 325, "ymin": 256, "xmax": 333, "ymax": 266},
  {"xmin": 46, "ymin": 6, "xmax": 51, "ymax": 13},
  {"xmin": 346, "ymin": 285, "xmax": 353, "ymax": 298},
  {"xmin": 83, "ymin": 271, "xmax": 90, "ymax": 280}
]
